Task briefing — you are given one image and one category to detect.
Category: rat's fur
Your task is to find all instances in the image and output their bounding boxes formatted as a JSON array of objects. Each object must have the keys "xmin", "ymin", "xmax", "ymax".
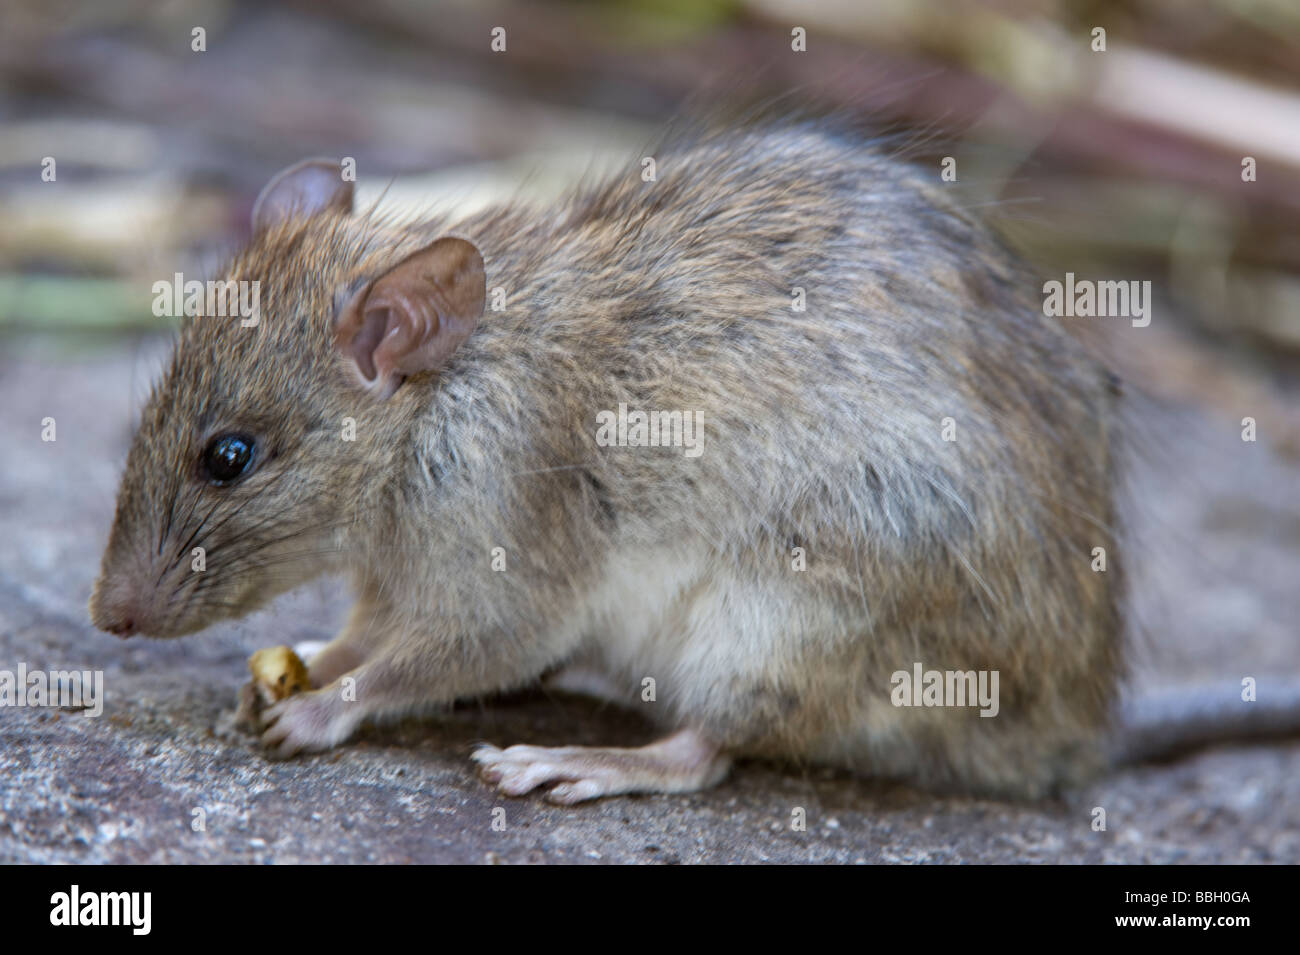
[{"xmin": 91, "ymin": 123, "xmax": 1121, "ymax": 799}]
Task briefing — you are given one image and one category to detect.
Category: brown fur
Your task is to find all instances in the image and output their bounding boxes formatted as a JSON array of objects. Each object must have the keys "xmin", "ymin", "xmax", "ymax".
[{"xmin": 91, "ymin": 122, "xmax": 1121, "ymax": 798}]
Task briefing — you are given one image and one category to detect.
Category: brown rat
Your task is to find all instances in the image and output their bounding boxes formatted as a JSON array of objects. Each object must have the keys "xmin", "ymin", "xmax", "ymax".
[{"xmin": 88, "ymin": 122, "xmax": 1300, "ymax": 803}]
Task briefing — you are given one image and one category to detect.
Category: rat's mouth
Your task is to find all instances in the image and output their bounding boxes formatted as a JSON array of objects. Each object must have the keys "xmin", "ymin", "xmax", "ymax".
[{"xmin": 89, "ymin": 602, "xmax": 217, "ymax": 640}]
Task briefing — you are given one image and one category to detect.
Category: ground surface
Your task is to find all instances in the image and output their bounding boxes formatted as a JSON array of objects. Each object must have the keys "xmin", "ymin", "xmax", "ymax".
[{"xmin": 1, "ymin": 339, "xmax": 1297, "ymax": 864}]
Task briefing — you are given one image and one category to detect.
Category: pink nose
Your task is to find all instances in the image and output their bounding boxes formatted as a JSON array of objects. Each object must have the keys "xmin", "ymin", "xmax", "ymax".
[
  {"xmin": 89, "ymin": 584, "xmax": 145, "ymax": 638},
  {"xmin": 103, "ymin": 616, "xmax": 138, "ymax": 638}
]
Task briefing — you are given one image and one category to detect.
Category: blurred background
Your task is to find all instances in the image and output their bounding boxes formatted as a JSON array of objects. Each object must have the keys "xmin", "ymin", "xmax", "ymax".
[
  {"xmin": 0, "ymin": 0, "xmax": 1297, "ymax": 862},
  {"xmin": 3, "ymin": 0, "xmax": 1299, "ymax": 416}
]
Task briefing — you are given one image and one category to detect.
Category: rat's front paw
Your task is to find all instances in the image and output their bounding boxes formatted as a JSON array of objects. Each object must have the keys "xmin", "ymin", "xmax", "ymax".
[
  {"xmin": 259, "ymin": 689, "xmax": 359, "ymax": 759},
  {"xmin": 234, "ymin": 644, "xmax": 314, "ymax": 737},
  {"xmin": 233, "ymin": 679, "xmax": 265, "ymax": 734}
]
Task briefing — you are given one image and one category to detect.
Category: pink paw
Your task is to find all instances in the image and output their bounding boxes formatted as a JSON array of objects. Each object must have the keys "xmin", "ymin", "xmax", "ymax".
[
  {"xmin": 470, "ymin": 732, "xmax": 730, "ymax": 805},
  {"xmin": 260, "ymin": 689, "xmax": 359, "ymax": 759}
]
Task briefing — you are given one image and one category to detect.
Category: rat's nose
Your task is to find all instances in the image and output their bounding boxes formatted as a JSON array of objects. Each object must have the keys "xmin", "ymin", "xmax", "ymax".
[
  {"xmin": 103, "ymin": 617, "xmax": 138, "ymax": 638},
  {"xmin": 93, "ymin": 602, "xmax": 140, "ymax": 638},
  {"xmin": 89, "ymin": 581, "xmax": 145, "ymax": 639}
]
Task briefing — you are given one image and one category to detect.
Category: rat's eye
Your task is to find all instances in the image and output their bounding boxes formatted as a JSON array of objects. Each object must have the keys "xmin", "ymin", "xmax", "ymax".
[{"xmin": 201, "ymin": 433, "xmax": 256, "ymax": 484}]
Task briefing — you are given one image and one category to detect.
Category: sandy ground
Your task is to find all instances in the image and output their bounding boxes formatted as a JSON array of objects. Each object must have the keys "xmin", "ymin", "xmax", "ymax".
[{"xmin": 0, "ymin": 336, "xmax": 1297, "ymax": 864}]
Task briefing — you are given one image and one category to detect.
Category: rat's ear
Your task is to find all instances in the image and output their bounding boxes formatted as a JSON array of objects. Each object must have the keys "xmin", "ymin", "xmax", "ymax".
[
  {"xmin": 252, "ymin": 158, "xmax": 353, "ymax": 233},
  {"xmin": 332, "ymin": 236, "xmax": 486, "ymax": 399}
]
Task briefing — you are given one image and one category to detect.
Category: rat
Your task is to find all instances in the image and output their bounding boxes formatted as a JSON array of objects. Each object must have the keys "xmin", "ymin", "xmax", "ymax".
[{"xmin": 88, "ymin": 122, "xmax": 1300, "ymax": 803}]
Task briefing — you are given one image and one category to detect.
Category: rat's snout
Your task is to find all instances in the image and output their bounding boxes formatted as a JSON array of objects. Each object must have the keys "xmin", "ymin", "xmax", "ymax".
[
  {"xmin": 89, "ymin": 542, "xmax": 177, "ymax": 638},
  {"xmin": 102, "ymin": 615, "xmax": 138, "ymax": 638},
  {"xmin": 90, "ymin": 493, "xmax": 202, "ymax": 638},
  {"xmin": 88, "ymin": 575, "xmax": 148, "ymax": 638}
]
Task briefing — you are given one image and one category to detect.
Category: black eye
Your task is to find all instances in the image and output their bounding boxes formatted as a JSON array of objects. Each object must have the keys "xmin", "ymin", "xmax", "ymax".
[{"xmin": 201, "ymin": 433, "xmax": 256, "ymax": 484}]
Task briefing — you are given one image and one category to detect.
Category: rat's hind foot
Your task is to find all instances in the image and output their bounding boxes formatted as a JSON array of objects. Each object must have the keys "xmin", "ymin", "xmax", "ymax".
[{"xmin": 471, "ymin": 728, "xmax": 730, "ymax": 804}]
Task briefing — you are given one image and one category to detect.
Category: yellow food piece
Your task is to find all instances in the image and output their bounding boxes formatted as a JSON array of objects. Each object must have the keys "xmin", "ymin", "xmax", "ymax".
[{"xmin": 248, "ymin": 646, "xmax": 310, "ymax": 702}]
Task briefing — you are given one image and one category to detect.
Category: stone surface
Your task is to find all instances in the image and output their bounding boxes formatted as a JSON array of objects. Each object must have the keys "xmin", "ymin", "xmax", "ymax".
[{"xmin": 1, "ymin": 337, "xmax": 1298, "ymax": 864}]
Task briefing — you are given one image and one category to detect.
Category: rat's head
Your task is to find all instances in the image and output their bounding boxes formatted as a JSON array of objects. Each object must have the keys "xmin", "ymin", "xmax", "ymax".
[{"xmin": 90, "ymin": 159, "xmax": 486, "ymax": 638}]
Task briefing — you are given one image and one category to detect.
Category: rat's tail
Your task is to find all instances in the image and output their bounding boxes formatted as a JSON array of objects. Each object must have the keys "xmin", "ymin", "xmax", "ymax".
[{"xmin": 1111, "ymin": 679, "xmax": 1300, "ymax": 766}]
